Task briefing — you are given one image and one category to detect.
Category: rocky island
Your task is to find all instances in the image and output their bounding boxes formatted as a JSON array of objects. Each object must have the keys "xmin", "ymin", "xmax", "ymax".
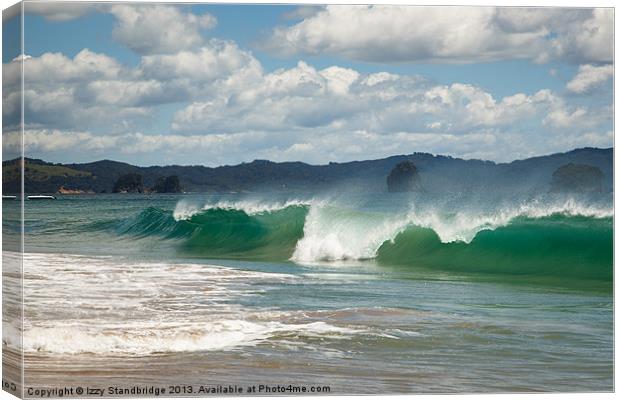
[
  {"xmin": 113, "ymin": 173, "xmax": 144, "ymax": 193},
  {"xmin": 152, "ymin": 175, "xmax": 182, "ymax": 193},
  {"xmin": 387, "ymin": 161, "xmax": 422, "ymax": 192},
  {"xmin": 550, "ymin": 163, "xmax": 603, "ymax": 193}
]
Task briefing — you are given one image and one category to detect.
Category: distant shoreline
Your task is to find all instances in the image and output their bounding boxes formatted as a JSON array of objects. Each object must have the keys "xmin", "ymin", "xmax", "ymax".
[{"xmin": 2, "ymin": 147, "xmax": 613, "ymax": 195}]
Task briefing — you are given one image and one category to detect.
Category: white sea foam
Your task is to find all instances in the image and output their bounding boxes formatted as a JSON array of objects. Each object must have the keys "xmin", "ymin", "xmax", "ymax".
[
  {"xmin": 19, "ymin": 320, "xmax": 359, "ymax": 355},
  {"xmin": 13, "ymin": 253, "xmax": 363, "ymax": 355}
]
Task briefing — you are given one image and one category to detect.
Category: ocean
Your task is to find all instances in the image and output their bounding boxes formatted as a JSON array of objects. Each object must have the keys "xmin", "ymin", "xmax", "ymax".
[{"xmin": 2, "ymin": 191, "xmax": 613, "ymax": 394}]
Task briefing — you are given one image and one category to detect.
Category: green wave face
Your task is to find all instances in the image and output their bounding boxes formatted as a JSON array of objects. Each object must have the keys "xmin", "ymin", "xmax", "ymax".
[
  {"xmin": 377, "ymin": 215, "xmax": 613, "ymax": 283},
  {"xmin": 114, "ymin": 204, "xmax": 612, "ymax": 288},
  {"xmin": 117, "ymin": 205, "xmax": 308, "ymax": 260}
]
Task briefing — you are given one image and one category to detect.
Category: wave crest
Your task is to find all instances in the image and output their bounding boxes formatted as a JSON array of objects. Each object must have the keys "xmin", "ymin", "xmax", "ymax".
[{"xmin": 173, "ymin": 199, "xmax": 314, "ymax": 221}]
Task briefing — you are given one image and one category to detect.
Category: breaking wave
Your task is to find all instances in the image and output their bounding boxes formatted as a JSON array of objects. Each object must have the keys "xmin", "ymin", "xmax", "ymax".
[{"xmin": 108, "ymin": 198, "xmax": 612, "ymax": 282}]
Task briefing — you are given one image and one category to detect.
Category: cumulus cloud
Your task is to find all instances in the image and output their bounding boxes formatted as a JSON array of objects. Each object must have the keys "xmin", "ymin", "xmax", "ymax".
[
  {"xmin": 5, "ymin": 5, "xmax": 613, "ymax": 165},
  {"xmin": 264, "ymin": 6, "xmax": 613, "ymax": 64},
  {"xmin": 171, "ymin": 61, "xmax": 607, "ymax": 139},
  {"xmin": 566, "ymin": 64, "xmax": 614, "ymax": 93},
  {"xmin": 547, "ymin": 9, "xmax": 614, "ymax": 64},
  {"xmin": 110, "ymin": 4, "xmax": 217, "ymax": 55},
  {"xmin": 3, "ymin": 49, "xmax": 149, "ymax": 130},
  {"xmin": 3, "ymin": 49, "xmax": 125, "ymax": 129},
  {"xmin": 6, "ymin": 39, "xmax": 257, "ymax": 131},
  {"xmin": 138, "ymin": 39, "xmax": 262, "ymax": 85},
  {"xmin": 6, "ymin": 49, "xmax": 122, "ymax": 88},
  {"xmin": 7, "ymin": 44, "xmax": 612, "ymax": 164}
]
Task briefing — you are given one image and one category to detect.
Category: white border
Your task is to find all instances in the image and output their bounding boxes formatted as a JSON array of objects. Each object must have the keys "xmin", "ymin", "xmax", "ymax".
[{"xmin": 0, "ymin": 1, "xmax": 616, "ymax": 400}]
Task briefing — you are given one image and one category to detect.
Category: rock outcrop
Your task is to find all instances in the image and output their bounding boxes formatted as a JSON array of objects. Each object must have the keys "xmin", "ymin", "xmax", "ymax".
[
  {"xmin": 152, "ymin": 176, "xmax": 182, "ymax": 193},
  {"xmin": 113, "ymin": 173, "xmax": 144, "ymax": 193},
  {"xmin": 387, "ymin": 161, "xmax": 421, "ymax": 192},
  {"xmin": 550, "ymin": 163, "xmax": 603, "ymax": 193}
]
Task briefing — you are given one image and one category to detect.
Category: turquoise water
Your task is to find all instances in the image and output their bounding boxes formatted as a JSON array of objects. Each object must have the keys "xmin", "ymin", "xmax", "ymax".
[{"xmin": 3, "ymin": 192, "xmax": 613, "ymax": 393}]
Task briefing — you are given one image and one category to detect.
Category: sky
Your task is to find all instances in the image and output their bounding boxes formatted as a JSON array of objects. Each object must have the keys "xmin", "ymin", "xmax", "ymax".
[{"xmin": 2, "ymin": 2, "xmax": 614, "ymax": 166}]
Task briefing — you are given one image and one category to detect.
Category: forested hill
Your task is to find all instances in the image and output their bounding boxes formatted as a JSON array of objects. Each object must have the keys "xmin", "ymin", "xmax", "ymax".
[{"xmin": 2, "ymin": 147, "xmax": 612, "ymax": 194}]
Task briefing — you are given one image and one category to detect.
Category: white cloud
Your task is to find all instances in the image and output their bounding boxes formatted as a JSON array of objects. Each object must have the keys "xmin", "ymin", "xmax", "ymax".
[
  {"xmin": 264, "ymin": 6, "xmax": 613, "ymax": 64},
  {"xmin": 171, "ymin": 61, "xmax": 369, "ymax": 133},
  {"xmin": 0, "ymin": 128, "xmax": 503, "ymax": 164},
  {"xmin": 25, "ymin": 3, "xmax": 218, "ymax": 55},
  {"xmin": 544, "ymin": 107, "xmax": 588, "ymax": 129},
  {"xmin": 3, "ymin": 129, "xmax": 273, "ymax": 166},
  {"xmin": 3, "ymin": 129, "xmax": 117, "ymax": 153},
  {"xmin": 81, "ymin": 80, "xmax": 167, "ymax": 106},
  {"xmin": 138, "ymin": 39, "xmax": 262, "ymax": 85},
  {"xmin": 6, "ymin": 40, "xmax": 257, "ymax": 131},
  {"xmin": 10, "ymin": 124, "xmax": 612, "ymax": 167},
  {"xmin": 4, "ymin": 49, "xmax": 143, "ymax": 130},
  {"xmin": 548, "ymin": 9, "xmax": 614, "ymax": 64},
  {"xmin": 25, "ymin": 3, "xmax": 97, "ymax": 21},
  {"xmin": 110, "ymin": 4, "xmax": 217, "ymax": 55},
  {"xmin": 171, "ymin": 62, "xmax": 605, "ymax": 138},
  {"xmin": 4, "ymin": 49, "xmax": 121, "ymax": 91},
  {"xmin": 566, "ymin": 64, "xmax": 613, "ymax": 93},
  {"xmin": 6, "ymin": 44, "xmax": 611, "ymax": 164},
  {"xmin": 281, "ymin": 6, "xmax": 323, "ymax": 21}
]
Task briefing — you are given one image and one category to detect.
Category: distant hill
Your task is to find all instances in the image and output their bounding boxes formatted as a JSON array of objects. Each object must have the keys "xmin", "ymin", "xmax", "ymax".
[{"xmin": 2, "ymin": 147, "xmax": 613, "ymax": 194}]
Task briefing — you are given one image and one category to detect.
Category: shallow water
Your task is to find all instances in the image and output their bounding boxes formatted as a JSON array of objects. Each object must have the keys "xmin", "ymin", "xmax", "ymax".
[{"xmin": 2, "ymin": 192, "xmax": 613, "ymax": 393}]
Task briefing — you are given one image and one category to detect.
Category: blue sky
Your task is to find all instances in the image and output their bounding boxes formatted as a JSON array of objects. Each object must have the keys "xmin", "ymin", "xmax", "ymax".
[{"xmin": 2, "ymin": 3, "xmax": 614, "ymax": 166}]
